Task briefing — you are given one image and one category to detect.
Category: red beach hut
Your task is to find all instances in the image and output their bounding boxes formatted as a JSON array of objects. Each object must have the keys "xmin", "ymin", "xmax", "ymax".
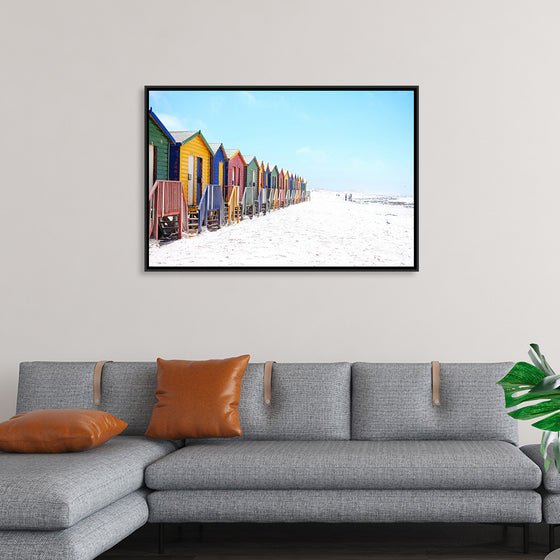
[
  {"xmin": 227, "ymin": 150, "xmax": 246, "ymax": 201},
  {"xmin": 278, "ymin": 168, "xmax": 286, "ymax": 208}
]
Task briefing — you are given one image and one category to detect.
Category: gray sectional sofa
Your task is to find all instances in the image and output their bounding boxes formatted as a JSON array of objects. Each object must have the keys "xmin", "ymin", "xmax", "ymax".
[{"xmin": 0, "ymin": 361, "xmax": 545, "ymax": 559}]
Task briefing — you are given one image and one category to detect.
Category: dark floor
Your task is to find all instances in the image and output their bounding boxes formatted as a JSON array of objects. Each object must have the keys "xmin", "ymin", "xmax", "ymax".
[{"xmin": 99, "ymin": 522, "xmax": 552, "ymax": 559}]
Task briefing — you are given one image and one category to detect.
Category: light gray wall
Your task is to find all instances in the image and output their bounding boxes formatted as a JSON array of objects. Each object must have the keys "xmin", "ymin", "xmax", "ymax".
[{"xmin": 1, "ymin": 0, "xmax": 558, "ymax": 445}]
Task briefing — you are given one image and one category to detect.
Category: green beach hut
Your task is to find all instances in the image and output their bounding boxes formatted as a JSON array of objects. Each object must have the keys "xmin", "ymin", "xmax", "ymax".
[
  {"xmin": 148, "ymin": 109, "xmax": 175, "ymax": 186},
  {"xmin": 243, "ymin": 155, "xmax": 259, "ymax": 217}
]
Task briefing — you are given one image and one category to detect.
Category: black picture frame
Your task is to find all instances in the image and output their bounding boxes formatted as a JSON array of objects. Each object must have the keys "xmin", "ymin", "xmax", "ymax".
[{"xmin": 145, "ymin": 86, "xmax": 418, "ymax": 271}]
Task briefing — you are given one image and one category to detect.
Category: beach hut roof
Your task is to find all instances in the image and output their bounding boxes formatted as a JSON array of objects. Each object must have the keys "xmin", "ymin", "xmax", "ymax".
[
  {"xmin": 243, "ymin": 155, "xmax": 257, "ymax": 166},
  {"xmin": 208, "ymin": 142, "xmax": 225, "ymax": 156},
  {"xmin": 148, "ymin": 108, "xmax": 176, "ymax": 144},
  {"xmin": 270, "ymin": 164, "xmax": 278, "ymax": 172},
  {"xmin": 171, "ymin": 130, "xmax": 213, "ymax": 153},
  {"xmin": 170, "ymin": 130, "xmax": 197, "ymax": 143},
  {"xmin": 227, "ymin": 150, "xmax": 247, "ymax": 165}
]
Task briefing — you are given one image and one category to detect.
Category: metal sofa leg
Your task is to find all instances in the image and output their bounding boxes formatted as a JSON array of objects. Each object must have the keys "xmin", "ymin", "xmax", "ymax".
[
  {"xmin": 158, "ymin": 523, "xmax": 165, "ymax": 554},
  {"xmin": 551, "ymin": 524, "xmax": 557, "ymax": 553},
  {"xmin": 523, "ymin": 523, "xmax": 529, "ymax": 554}
]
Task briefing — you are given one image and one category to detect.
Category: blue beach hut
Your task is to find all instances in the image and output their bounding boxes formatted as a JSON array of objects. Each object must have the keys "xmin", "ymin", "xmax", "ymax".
[{"xmin": 208, "ymin": 143, "xmax": 229, "ymax": 195}]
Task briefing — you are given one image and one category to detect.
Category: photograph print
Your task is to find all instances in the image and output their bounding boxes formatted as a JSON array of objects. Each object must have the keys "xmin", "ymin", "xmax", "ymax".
[{"xmin": 146, "ymin": 86, "xmax": 418, "ymax": 270}]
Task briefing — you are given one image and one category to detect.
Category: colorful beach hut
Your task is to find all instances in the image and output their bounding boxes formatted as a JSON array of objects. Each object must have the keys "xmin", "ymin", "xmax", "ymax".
[
  {"xmin": 279, "ymin": 168, "xmax": 286, "ymax": 208},
  {"xmin": 270, "ymin": 164, "xmax": 278, "ymax": 190},
  {"xmin": 225, "ymin": 150, "xmax": 245, "ymax": 223},
  {"xmin": 208, "ymin": 143, "xmax": 229, "ymax": 193},
  {"xmin": 259, "ymin": 167, "xmax": 266, "ymax": 213},
  {"xmin": 243, "ymin": 155, "xmax": 259, "ymax": 217},
  {"xmin": 259, "ymin": 161, "xmax": 265, "ymax": 196},
  {"xmin": 267, "ymin": 183, "xmax": 274, "ymax": 210},
  {"xmin": 169, "ymin": 130, "xmax": 212, "ymax": 207},
  {"xmin": 147, "ymin": 110, "xmax": 185, "ymax": 240},
  {"xmin": 227, "ymin": 150, "xmax": 246, "ymax": 198},
  {"xmin": 269, "ymin": 164, "xmax": 279, "ymax": 210},
  {"xmin": 148, "ymin": 109, "xmax": 175, "ymax": 186},
  {"xmin": 258, "ymin": 162, "xmax": 267, "ymax": 214},
  {"xmin": 245, "ymin": 156, "xmax": 259, "ymax": 196},
  {"xmin": 266, "ymin": 163, "xmax": 272, "ymax": 211},
  {"xmin": 223, "ymin": 149, "xmax": 238, "ymax": 202},
  {"xmin": 288, "ymin": 173, "xmax": 295, "ymax": 205}
]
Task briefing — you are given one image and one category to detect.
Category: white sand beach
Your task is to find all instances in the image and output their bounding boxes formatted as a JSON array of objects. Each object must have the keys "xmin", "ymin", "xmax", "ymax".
[{"xmin": 149, "ymin": 189, "xmax": 414, "ymax": 267}]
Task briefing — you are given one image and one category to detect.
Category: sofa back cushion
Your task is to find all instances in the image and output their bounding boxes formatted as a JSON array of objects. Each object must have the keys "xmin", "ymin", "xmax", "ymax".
[
  {"xmin": 17, "ymin": 362, "xmax": 157, "ymax": 436},
  {"xmin": 17, "ymin": 361, "xmax": 352, "ymax": 440},
  {"xmin": 237, "ymin": 363, "xmax": 351, "ymax": 440},
  {"xmin": 351, "ymin": 362, "xmax": 518, "ymax": 445},
  {"xmin": 17, "ymin": 362, "xmax": 92, "ymax": 412}
]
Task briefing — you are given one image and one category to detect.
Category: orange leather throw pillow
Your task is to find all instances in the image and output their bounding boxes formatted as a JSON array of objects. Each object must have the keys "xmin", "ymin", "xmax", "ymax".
[
  {"xmin": 0, "ymin": 409, "xmax": 127, "ymax": 453},
  {"xmin": 145, "ymin": 355, "xmax": 250, "ymax": 439}
]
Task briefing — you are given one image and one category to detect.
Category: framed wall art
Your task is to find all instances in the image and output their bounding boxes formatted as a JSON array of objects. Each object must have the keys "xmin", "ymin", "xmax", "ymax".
[{"xmin": 146, "ymin": 86, "xmax": 418, "ymax": 271}]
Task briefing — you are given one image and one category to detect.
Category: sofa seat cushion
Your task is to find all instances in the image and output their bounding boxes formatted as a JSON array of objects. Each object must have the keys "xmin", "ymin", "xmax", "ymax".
[
  {"xmin": 0, "ymin": 436, "xmax": 177, "ymax": 530},
  {"xmin": 145, "ymin": 440, "xmax": 541, "ymax": 491}
]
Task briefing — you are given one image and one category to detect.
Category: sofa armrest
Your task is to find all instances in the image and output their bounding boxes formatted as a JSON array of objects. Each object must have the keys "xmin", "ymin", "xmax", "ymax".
[{"xmin": 522, "ymin": 444, "xmax": 560, "ymax": 493}]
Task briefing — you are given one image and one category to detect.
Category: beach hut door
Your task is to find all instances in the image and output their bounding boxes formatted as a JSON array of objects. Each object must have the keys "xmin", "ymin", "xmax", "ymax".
[
  {"xmin": 219, "ymin": 162, "xmax": 224, "ymax": 187},
  {"xmin": 196, "ymin": 157, "xmax": 203, "ymax": 204},
  {"xmin": 187, "ymin": 155, "xmax": 195, "ymax": 205}
]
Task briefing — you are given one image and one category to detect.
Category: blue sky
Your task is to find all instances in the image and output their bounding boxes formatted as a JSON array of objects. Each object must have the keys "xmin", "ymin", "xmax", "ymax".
[{"xmin": 149, "ymin": 89, "xmax": 415, "ymax": 196}]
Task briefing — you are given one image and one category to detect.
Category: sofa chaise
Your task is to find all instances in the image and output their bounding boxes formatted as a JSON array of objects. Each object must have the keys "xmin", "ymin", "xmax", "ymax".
[
  {"xmin": 522, "ymin": 444, "xmax": 560, "ymax": 551},
  {"xmin": 0, "ymin": 361, "xmax": 544, "ymax": 559}
]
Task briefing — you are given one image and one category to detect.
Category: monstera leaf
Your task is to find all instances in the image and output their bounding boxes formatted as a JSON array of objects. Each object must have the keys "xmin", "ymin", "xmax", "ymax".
[{"xmin": 497, "ymin": 344, "xmax": 560, "ymax": 471}]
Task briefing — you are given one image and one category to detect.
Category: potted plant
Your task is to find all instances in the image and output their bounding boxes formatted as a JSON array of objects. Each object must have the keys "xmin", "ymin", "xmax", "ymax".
[{"xmin": 498, "ymin": 344, "xmax": 560, "ymax": 472}]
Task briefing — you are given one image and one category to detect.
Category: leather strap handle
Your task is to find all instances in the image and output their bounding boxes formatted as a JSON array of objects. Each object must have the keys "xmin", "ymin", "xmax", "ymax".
[
  {"xmin": 93, "ymin": 361, "xmax": 113, "ymax": 406},
  {"xmin": 432, "ymin": 361, "xmax": 440, "ymax": 406},
  {"xmin": 264, "ymin": 361, "xmax": 276, "ymax": 406}
]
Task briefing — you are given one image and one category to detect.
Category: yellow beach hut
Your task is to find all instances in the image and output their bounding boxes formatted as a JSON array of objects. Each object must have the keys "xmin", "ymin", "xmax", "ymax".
[
  {"xmin": 259, "ymin": 160, "xmax": 265, "ymax": 196},
  {"xmin": 169, "ymin": 130, "xmax": 212, "ymax": 207}
]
